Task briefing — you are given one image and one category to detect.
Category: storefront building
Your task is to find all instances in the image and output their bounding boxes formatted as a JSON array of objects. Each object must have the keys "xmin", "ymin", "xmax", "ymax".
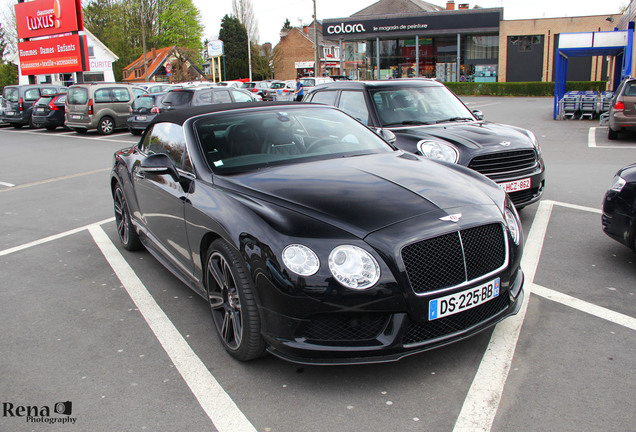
[{"xmin": 322, "ymin": 1, "xmax": 501, "ymax": 82}]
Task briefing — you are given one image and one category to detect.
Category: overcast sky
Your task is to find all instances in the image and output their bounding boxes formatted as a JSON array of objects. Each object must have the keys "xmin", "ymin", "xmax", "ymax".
[{"xmin": 195, "ymin": 0, "xmax": 628, "ymax": 45}]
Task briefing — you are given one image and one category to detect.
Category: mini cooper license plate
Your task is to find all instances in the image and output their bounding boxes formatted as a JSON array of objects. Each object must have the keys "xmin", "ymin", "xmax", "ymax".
[
  {"xmin": 499, "ymin": 178, "xmax": 531, "ymax": 193},
  {"xmin": 428, "ymin": 278, "xmax": 500, "ymax": 321}
]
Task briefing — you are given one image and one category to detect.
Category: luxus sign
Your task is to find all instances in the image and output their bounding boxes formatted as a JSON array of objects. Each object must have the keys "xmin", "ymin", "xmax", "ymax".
[{"xmin": 15, "ymin": 0, "xmax": 84, "ymax": 39}]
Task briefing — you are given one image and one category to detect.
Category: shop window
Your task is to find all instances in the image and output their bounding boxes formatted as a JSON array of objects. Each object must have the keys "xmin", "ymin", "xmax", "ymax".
[{"xmin": 510, "ymin": 35, "xmax": 542, "ymax": 52}]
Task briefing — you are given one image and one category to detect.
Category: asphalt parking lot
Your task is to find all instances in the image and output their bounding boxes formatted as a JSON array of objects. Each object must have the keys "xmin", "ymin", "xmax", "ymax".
[{"xmin": 1, "ymin": 97, "xmax": 634, "ymax": 432}]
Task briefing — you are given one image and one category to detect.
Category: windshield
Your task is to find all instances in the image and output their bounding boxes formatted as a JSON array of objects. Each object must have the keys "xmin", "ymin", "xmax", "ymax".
[
  {"xmin": 132, "ymin": 96, "xmax": 155, "ymax": 110},
  {"xmin": 194, "ymin": 106, "xmax": 394, "ymax": 174},
  {"xmin": 162, "ymin": 91, "xmax": 193, "ymax": 106},
  {"xmin": 270, "ymin": 82, "xmax": 285, "ymax": 89},
  {"xmin": 371, "ymin": 85, "xmax": 475, "ymax": 126},
  {"xmin": 67, "ymin": 87, "xmax": 88, "ymax": 105},
  {"xmin": 3, "ymin": 88, "xmax": 19, "ymax": 102},
  {"xmin": 34, "ymin": 96, "xmax": 54, "ymax": 106}
]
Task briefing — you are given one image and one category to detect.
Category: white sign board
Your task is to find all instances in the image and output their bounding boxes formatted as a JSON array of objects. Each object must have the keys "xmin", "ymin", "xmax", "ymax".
[{"xmin": 208, "ymin": 40, "xmax": 224, "ymax": 57}]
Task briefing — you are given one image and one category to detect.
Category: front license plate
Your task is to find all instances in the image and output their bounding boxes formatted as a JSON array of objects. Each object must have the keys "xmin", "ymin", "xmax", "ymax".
[
  {"xmin": 135, "ymin": 115, "xmax": 146, "ymax": 121},
  {"xmin": 428, "ymin": 278, "xmax": 500, "ymax": 321},
  {"xmin": 499, "ymin": 178, "xmax": 531, "ymax": 193},
  {"xmin": 70, "ymin": 114, "xmax": 82, "ymax": 120}
]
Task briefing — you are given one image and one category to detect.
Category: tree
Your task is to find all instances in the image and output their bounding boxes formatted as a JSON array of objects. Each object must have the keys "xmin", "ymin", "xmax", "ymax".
[
  {"xmin": 0, "ymin": 21, "xmax": 17, "ymax": 88},
  {"xmin": 219, "ymin": 14, "xmax": 248, "ymax": 80},
  {"xmin": 155, "ymin": 0, "xmax": 203, "ymax": 51},
  {"xmin": 232, "ymin": 0, "xmax": 258, "ymax": 42},
  {"xmin": 281, "ymin": 19, "xmax": 292, "ymax": 34},
  {"xmin": 82, "ymin": 0, "xmax": 204, "ymax": 81}
]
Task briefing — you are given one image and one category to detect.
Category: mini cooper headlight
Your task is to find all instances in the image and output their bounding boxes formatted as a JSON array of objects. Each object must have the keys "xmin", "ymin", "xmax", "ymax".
[
  {"xmin": 504, "ymin": 207, "xmax": 521, "ymax": 245},
  {"xmin": 417, "ymin": 140, "xmax": 459, "ymax": 163},
  {"xmin": 328, "ymin": 245, "xmax": 380, "ymax": 290},
  {"xmin": 282, "ymin": 244, "xmax": 320, "ymax": 276},
  {"xmin": 609, "ymin": 175, "xmax": 626, "ymax": 192}
]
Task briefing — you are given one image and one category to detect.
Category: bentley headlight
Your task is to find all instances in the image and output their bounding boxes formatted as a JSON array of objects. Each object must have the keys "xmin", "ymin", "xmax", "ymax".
[
  {"xmin": 504, "ymin": 207, "xmax": 521, "ymax": 245},
  {"xmin": 282, "ymin": 244, "xmax": 320, "ymax": 276},
  {"xmin": 609, "ymin": 175, "xmax": 626, "ymax": 192},
  {"xmin": 328, "ymin": 245, "xmax": 380, "ymax": 290},
  {"xmin": 417, "ymin": 140, "xmax": 459, "ymax": 163}
]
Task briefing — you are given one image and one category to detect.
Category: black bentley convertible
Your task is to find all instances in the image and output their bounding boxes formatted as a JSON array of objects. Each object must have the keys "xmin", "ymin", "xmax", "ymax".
[{"xmin": 110, "ymin": 102, "xmax": 525, "ymax": 364}]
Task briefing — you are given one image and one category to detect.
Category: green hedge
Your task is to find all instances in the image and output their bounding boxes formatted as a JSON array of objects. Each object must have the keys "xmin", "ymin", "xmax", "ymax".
[{"xmin": 443, "ymin": 81, "xmax": 608, "ymax": 96}]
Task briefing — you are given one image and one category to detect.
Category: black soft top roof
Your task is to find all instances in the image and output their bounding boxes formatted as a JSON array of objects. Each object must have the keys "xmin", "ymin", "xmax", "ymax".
[{"xmin": 149, "ymin": 102, "xmax": 316, "ymax": 126}]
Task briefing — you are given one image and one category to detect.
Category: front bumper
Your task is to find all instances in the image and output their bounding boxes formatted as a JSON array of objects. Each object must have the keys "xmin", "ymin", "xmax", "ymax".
[{"xmin": 263, "ymin": 270, "xmax": 524, "ymax": 365}]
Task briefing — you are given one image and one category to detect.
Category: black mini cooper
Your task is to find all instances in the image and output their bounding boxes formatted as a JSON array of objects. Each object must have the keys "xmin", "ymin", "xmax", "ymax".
[{"xmin": 305, "ymin": 79, "xmax": 545, "ymax": 209}]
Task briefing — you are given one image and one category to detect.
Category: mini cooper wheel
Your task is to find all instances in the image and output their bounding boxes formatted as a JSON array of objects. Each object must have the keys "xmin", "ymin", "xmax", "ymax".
[
  {"xmin": 113, "ymin": 183, "xmax": 142, "ymax": 251},
  {"xmin": 205, "ymin": 240, "xmax": 265, "ymax": 361},
  {"xmin": 98, "ymin": 116, "xmax": 115, "ymax": 135}
]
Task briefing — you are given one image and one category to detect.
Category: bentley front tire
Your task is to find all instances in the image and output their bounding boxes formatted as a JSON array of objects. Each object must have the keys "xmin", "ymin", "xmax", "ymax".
[{"xmin": 206, "ymin": 240, "xmax": 265, "ymax": 361}]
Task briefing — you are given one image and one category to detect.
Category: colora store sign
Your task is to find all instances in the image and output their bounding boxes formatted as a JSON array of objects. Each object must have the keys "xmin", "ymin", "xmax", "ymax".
[{"xmin": 15, "ymin": 0, "xmax": 83, "ymax": 39}]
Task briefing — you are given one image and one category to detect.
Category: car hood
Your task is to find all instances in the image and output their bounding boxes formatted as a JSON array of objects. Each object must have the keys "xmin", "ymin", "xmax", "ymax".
[
  {"xmin": 392, "ymin": 121, "xmax": 534, "ymax": 151},
  {"xmin": 216, "ymin": 152, "xmax": 504, "ymax": 238}
]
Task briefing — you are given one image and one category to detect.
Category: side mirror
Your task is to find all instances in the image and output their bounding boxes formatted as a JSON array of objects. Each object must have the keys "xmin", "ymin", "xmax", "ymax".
[
  {"xmin": 378, "ymin": 128, "xmax": 397, "ymax": 144},
  {"xmin": 472, "ymin": 109, "xmax": 484, "ymax": 120},
  {"xmin": 140, "ymin": 153, "xmax": 179, "ymax": 181}
]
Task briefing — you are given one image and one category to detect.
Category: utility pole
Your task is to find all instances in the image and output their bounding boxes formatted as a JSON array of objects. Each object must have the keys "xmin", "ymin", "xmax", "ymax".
[
  {"xmin": 313, "ymin": 0, "xmax": 319, "ymax": 77},
  {"xmin": 141, "ymin": 0, "xmax": 147, "ymax": 81}
]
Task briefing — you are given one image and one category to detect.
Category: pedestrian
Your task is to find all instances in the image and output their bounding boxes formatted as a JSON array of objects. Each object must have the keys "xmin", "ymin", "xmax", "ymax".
[{"xmin": 294, "ymin": 77, "xmax": 304, "ymax": 102}]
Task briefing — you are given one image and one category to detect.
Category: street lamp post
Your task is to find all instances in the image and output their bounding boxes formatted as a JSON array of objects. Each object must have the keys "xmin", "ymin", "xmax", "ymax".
[{"xmin": 313, "ymin": 0, "xmax": 320, "ymax": 77}]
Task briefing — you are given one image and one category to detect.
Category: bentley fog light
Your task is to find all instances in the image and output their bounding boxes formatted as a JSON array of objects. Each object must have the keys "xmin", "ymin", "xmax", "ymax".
[
  {"xmin": 328, "ymin": 245, "xmax": 380, "ymax": 289},
  {"xmin": 282, "ymin": 244, "xmax": 320, "ymax": 276},
  {"xmin": 504, "ymin": 207, "xmax": 521, "ymax": 245},
  {"xmin": 417, "ymin": 140, "xmax": 459, "ymax": 163}
]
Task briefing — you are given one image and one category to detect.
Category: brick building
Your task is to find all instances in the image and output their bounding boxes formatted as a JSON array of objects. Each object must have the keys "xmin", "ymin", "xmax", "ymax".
[
  {"xmin": 273, "ymin": 22, "xmax": 341, "ymax": 80},
  {"xmin": 292, "ymin": 0, "xmax": 629, "ymax": 83},
  {"xmin": 499, "ymin": 15, "xmax": 621, "ymax": 83}
]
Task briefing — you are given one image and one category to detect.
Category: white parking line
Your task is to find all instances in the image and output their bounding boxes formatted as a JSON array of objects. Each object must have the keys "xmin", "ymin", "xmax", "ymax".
[
  {"xmin": 532, "ymin": 284, "xmax": 636, "ymax": 331},
  {"xmin": 0, "ymin": 181, "xmax": 15, "ymax": 187},
  {"xmin": 0, "ymin": 218, "xmax": 115, "ymax": 257},
  {"xmin": 88, "ymin": 225, "xmax": 256, "ymax": 432},
  {"xmin": 588, "ymin": 127, "xmax": 636, "ymax": 149},
  {"xmin": 453, "ymin": 200, "xmax": 553, "ymax": 432},
  {"xmin": 0, "ymin": 168, "xmax": 110, "ymax": 193}
]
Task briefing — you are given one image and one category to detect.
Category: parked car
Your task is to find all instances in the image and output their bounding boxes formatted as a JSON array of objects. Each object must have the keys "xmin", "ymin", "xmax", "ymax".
[
  {"xmin": 242, "ymin": 81, "xmax": 271, "ymax": 99},
  {"xmin": 607, "ymin": 77, "xmax": 636, "ymax": 139},
  {"xmin": 300, "ymin": 76, "xmax": 333, "ymax": 87},
  {"xmin": 143, "ymin": 83, "xmax": 175, "ymax": 93},
  {"xmin": 126, "ymin": 92, "xmax": 168, "ymax": 135},
  {"xmin": 65, "ymin": 83, "xmax": 147, "ymax": 134},
  {"xmin": 160, "ymin": 86, "xmax": 258, "ymax": 111},
  {"xmin": 1, "ymin": 84, "xmax": 67, "ymax": 128},
  {"xmin": 304, "ymin": 79, "xmax": 545, "ymax": 209},
  {"xmin": 602, "ymin": 163, "xmax": 636, "ymax": 251},
  {"xmin": 110, "ymin": 102, "xmax": 525, "ymax": 364},
  {"xmin": 267, "ymin": 80, "xmax": 296, "ymax": 101},
  {"xmin": 31, "ymin": 93, "xmax": 68, "ymax": 131},
  {"xmin": 217, "ymin": 80, "xmax": 244, "ymax": 88},
  {"xmin": 0, "ymin": 96, "xmax": 6, "ymax": 125}
]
